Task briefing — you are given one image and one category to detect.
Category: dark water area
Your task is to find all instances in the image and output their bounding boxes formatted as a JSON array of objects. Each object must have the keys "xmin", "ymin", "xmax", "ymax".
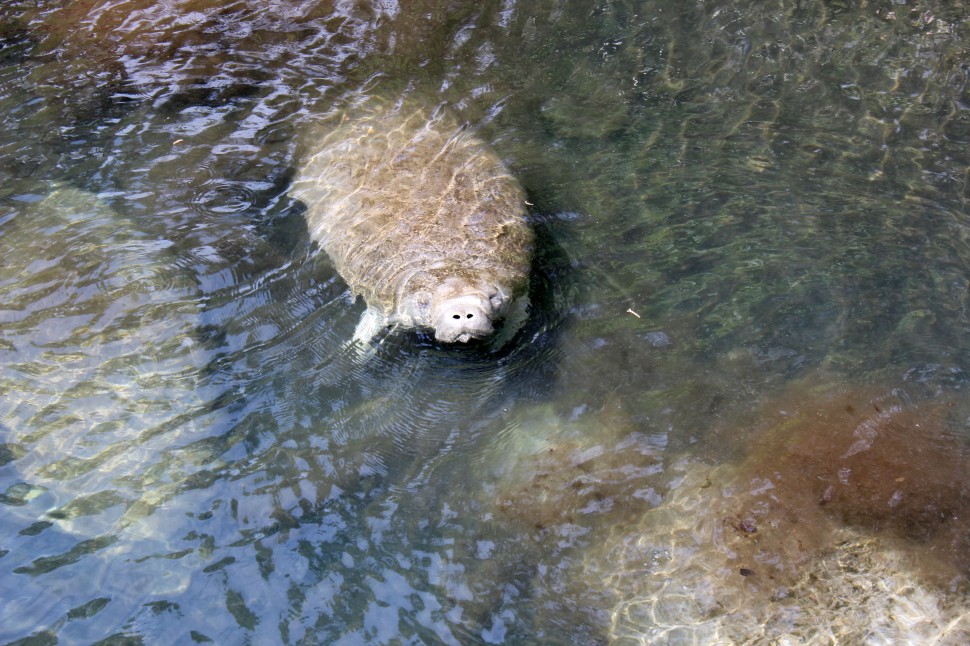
[{"xmin": 2, "ymin": 0, "xmax": 970, "ymax": 643}]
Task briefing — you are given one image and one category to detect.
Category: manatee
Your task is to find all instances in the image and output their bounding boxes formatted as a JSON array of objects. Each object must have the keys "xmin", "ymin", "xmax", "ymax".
[{"xmin": 289, "ymin": 99, "xmax": 534, "ymax": 347}]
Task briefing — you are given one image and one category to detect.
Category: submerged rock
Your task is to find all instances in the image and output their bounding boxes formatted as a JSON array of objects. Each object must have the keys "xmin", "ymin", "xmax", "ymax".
[
  {"xmin": 722, "ymin": 384, "xmax": 970, "ymax": 580},
  {"xmin": 476, "ymin": 379, "xmax": 970, "ymax": 643},
  {"xmin": 0, "ymin": 185, "xmax": 204, "ymax": 541}
]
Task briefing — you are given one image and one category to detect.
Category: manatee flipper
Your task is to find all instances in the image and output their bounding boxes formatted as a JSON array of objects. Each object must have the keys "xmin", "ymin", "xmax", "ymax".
[
  {"xmin": 488, "ymin": 295, "xmax": 530, "ymax": 351},
  {"xmin": 352, "ymin": 307, "xmax": 388, "ymax": 347}
]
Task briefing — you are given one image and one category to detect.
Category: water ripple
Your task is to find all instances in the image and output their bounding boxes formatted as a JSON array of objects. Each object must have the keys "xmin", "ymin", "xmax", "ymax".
[
  {"xmin": 190, "ymin": 180, "xmax": 258, "ymax": 217},
  {"xmin": 3, "ymin": 0, "xmax": 970, "ymax": 643}
]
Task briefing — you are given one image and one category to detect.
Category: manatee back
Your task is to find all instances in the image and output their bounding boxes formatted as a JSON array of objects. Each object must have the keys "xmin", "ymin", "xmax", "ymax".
[{"xmin": 289, "ymin": 100, "xmax": 533, "ymax": 318}]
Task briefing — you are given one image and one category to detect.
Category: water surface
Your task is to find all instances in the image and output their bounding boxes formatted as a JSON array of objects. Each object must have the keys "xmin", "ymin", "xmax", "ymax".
[{"xmin": 2, "ymin": 0, "xmax": 970, "ymax": 643}]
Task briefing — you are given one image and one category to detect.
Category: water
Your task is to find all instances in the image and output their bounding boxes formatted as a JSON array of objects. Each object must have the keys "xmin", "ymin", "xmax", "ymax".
[{"xmin": 1, "ymin": 0, "xmax": 970, "ymax": 643}]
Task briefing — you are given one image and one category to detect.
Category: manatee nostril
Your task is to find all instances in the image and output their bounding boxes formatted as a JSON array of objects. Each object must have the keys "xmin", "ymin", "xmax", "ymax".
[
  {"xmin": 466, "ymin": 313, "xmax": 473, "ymax": 319},
  {"xmin": 452, "ymin": 314, "xmax": 460, "ymax": 319}
]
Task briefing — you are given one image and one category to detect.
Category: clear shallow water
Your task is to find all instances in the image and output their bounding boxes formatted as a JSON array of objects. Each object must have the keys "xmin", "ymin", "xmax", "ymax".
[{"xmin": 1, "ymin": 0, "xmax": 970, "ymax": 643}]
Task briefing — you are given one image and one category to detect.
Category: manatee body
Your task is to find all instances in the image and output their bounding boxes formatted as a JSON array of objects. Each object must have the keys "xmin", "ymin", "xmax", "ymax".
[{"xmin": 289, "ymin": 100, "xmax": 533, "ymax": 346}]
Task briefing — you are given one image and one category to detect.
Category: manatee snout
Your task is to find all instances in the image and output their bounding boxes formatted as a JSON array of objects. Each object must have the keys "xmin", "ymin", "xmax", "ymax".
[{"xmin": 434, "ymin": 295, "xmax": 495, "ymax": 343}]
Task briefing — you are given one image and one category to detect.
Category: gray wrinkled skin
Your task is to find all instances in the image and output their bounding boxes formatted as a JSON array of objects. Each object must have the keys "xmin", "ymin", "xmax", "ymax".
[{"xmin": 289, "ymin": 99, "xmax": 534, "ymax": 346}]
